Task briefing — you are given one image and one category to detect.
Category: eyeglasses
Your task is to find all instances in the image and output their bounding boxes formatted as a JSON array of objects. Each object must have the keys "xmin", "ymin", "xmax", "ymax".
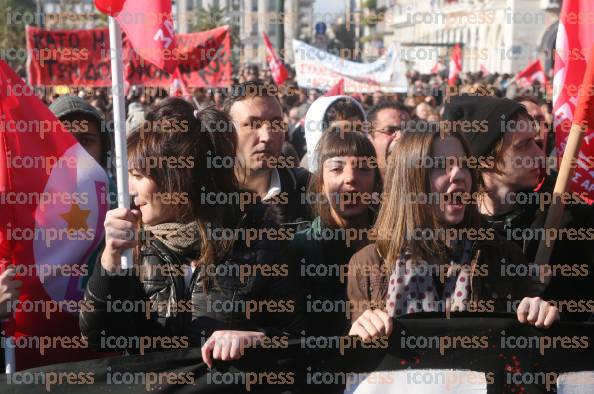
[{"xmin": 374, "ymin": 125, "xmax": 402, "ymax": 136}]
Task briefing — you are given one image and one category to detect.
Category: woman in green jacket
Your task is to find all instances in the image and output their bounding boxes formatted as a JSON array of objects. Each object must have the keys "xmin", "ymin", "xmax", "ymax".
[{"xmin": 292, "ymin": 124, "xmax": 382, "ymax": 337}]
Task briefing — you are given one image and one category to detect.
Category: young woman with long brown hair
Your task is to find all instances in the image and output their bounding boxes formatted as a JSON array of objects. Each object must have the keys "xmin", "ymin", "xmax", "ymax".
[
  {"xmin": 347, "ymin": 124, "xmax": 559, "ymax": 341},
  {"xmin": 80, "ymin": 98, "xmax": 302, "ymax": 367},
  {"xmin": 292, "ymin": 126, "xmax": 382, "ymax": 337}
]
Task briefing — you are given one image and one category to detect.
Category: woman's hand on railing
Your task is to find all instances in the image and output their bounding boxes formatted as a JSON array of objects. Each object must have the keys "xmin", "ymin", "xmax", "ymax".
[
  {"xmin": 201, "ymin": 330, "xmax": 266, "ymax": 369},
  {"xmin": 516, "ymin": 297, "xmax": 559, "ymax": 328},
  {"xmin": 348, "ymin": 308, "xmax": 393, "ymax": 342}
]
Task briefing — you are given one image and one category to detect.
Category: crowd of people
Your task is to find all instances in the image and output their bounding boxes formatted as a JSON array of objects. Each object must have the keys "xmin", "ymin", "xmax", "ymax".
[{"xmin": 1, "ymin": 62, "xmax": 592, "ymax": 390}]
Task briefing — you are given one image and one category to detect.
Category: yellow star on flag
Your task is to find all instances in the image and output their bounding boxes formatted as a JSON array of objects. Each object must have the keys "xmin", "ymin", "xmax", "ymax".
[{"xmin": 60, "ymin": 204, "xmax": 90, "ymax": 231}]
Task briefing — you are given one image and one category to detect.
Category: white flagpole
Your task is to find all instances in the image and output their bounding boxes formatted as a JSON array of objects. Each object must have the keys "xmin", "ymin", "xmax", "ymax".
[
  {"xmin": 4, "ymin": 323, "xmax": 15, "ymax": 373},
  {"xmin": 108, "ymin": 17, "xmax": 134, "ymax": 270}
]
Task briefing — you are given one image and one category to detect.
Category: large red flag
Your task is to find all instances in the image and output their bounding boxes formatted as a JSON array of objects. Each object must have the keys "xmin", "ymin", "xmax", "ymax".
[
  {"xmin": 553, "ymin": 0, "xmax": 594, "ymax": 199},
  {"xmin": 516, "ymin": 59, "xmax": 546, "ymax": 87},
  {"xmin": 0, "ymin": 60, "xmax": 109, "ymax": 370},
  {"xmin": 262, "ymin": 32, "xmax": 288, "ymax": 86},
  {"xmin": 95, "ymin": 0, "xmax": 179, "ymax": 73},
  {"xmin": 448, "ymin": 44, "xmax": 462, "ymax": 86}
]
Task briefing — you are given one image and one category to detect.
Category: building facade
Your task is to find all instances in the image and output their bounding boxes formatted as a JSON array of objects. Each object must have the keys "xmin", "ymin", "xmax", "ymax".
[
  {"xmin": 380, "ymin": 0, "xmax": 560, "ymax": 74},
  {"xmin": 238, "ymin": 0, "xmax": 314, "ymax": 65},
  {"xmin": 174, "ymin": 0, "xmax": 313, "ymax": 66}
]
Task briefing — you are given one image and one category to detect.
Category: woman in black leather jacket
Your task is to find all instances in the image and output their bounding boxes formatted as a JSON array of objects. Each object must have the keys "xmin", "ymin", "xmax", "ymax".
[{"xmin": 80, "ymin": 98, "xmax": 302, "ymax": 367}]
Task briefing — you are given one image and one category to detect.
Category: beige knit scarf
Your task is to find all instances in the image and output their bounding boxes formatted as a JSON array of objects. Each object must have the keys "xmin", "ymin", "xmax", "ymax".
[{"xmin": 144, "ymin": 221, "xmax": 201, "ymax": 255}]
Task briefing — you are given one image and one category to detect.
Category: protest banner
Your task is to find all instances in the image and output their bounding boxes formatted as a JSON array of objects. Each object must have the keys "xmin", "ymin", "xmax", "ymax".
[
  {"xmin": 0, "ymin": 315, "xmax": 593, "ymax": 393},
  {"xmin": 292, "ymin": 39, "xmax": 408, "ymax": 94},
  {"xmin": 26, "ymin": 26, "xmax": 231, "ymax": 88}
]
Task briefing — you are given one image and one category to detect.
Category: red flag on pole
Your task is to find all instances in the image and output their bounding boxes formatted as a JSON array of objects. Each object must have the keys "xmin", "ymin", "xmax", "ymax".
[
  {"xmin": 553, "ymin": 0, "xmax": 594, "ymax": 200},
  {"xmin": 516, "ymin": 59, "xmax": 546, "ymax": 87},
  {"xmin": 94, "ymin": 0, "xmax": 125, "ymax": 15},
  {"xmin": 95, "ymin": 0, "xmax": 179, "ymax": 73},
  {"xmin": 480, "ymin": 63, "xmax": 490, "ymax": 76},
  {"xmin": 0, "ymin": 60, "xmax": 109, "ymax": 370},
  {"xmin": 324, "ymin": 78, "xmax": 344, "ymax": 96},
  {"xmin": 171, "ymin": 66, "xmax": 191, "ymax": 99},
  {"xmin": 448, "ymin": 44, "xmax": 462, "ymax": 86},
  {"xmin": 573, "ymin": 45, "xmax": 594, "ymax": 129},
  {"xmin": 262, "ymin": 32, "xmax": 288, "ymax": 86},
  {"xmin": 431, "ymin": 61, "xmax": 446, "ymax": 75}
]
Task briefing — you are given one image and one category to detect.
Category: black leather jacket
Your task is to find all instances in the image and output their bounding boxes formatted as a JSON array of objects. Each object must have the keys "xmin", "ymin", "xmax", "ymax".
[{"xmin": 80, "ymin": 203, "xmax": 304, "ymax": 353}]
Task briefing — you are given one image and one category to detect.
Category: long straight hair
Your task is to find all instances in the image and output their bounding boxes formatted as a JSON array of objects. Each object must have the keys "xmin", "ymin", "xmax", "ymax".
[{"xmin": 374, "ymin": 126, "xmax": 481, "ymax": 271}]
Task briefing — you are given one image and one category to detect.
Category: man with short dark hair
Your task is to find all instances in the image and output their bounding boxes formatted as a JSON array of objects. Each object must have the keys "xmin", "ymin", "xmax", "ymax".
[
  {"xmin": 224, "ymin": 81, "xmax": 312, "ymax": 226},
  {"xmin": 367, "ymin": 101, "xmax": 411, "ymax": 177},
  {"xmin": 514, "ymin": 95, "xmax": 554, "ymax": 158},
  {"xmin": 444, "ymin": 95, "xmax": 594, "ymax": 321}
]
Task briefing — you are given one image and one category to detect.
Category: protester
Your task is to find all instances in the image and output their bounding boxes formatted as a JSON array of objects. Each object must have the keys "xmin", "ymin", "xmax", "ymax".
[
  {"xmin": 49, "ymin": 95, "xmax": 112, "ymax": 169},
  {"xmin": 302, "ymin": 96, "xmax": 366, "ymax": 171},
  {"xmin": 367, "ymin": 101, "xmax": 411, "ymax": 178},
  {"xmin": 49, "ymin": 95, "xmax": 118, "ymax": 291},
  {"xmin": 415, "ymin": 102, "xmax": 437, "ymax": 121},
  {"xmin": 292, "ymin": 127, "xmax": 381, "ymax": 337},
  {"xmin": 240, "ymin": 64, "xmax": 260, "ymax": 83},
  {"xmin": 287, "ymin": 105, "xmax": 308, "ymax": 159},
  {"xmin": 224, "ymin": 81, "xmax": 312, "ymax": 227},
  {"xmin": 347, "ymin": 126, "xmax": 558, "ymax": 341},
  {"xmin": 514, "ymin": 95, "xmax": 554, "ymax": 158},
  {"xmin": 443, "ymin": 95, "xmax": 594, "ymax": 321},
  {"xmin": 80, "ymin": 98, "xmax": 303, "ymax": 367}
]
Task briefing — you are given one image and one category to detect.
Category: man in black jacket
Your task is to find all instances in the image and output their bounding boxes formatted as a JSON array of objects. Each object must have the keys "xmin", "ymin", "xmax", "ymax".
[
  {"xmin": 443, "ymin": 95, "xmax": 594, "ymax": 321},
  {"xmin": 224, "ymin": 81, "xmax": 312, "ymax": 228}
]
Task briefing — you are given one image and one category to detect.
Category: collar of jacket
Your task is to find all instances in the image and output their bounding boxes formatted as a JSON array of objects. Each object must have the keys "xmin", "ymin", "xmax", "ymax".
[
  {"xmin": 149, "ymin": 238, "xmax": 194, "ymax": 266},
  {"xmin": 309, "ymin": 207, "xmax": 378, "ymax": 238}
]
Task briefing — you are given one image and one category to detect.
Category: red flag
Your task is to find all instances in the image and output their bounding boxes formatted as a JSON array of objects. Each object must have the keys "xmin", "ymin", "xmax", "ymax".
[
  {"xmin": 94, "ymin": 0, "xmax": 125, "ymax": 15},
  {"xmin": 516, "ymin": 59, "xmax": 546, "ymax": 87},
  {"xmin": 324, "ymin": 79, "xmax": 344, "ymax": 96},
  {"xmin": 553, "ymin": 0, "xmax": 594, "ymax": 199},
  {"xmin": 171, "ymin": 66, "xmax": 190, "ymax": 98},
  {"xmin": 448, "ymin": 44, "xmax": 462, "ymax": 86},
  {"xmin": 480, "ymin": 63, "xmax": 490, "ymax": 76},
  {"xmin": 431, "ymin": 62, "xmax": 446, "ymax": 74},
  {"xmin": 262, "ymin": 32, "xmax": 288, "ymax": 86},
  {"xmin": 0, "ymin": 60, "xmax": 109, "ymax": 370},
  {"xmin": 573, "ymin": 45, "xmax": 594, "ymax": 129},
  {"xmin": 95, "ymin": 0, "xmax": 179, "ymax": 73}
]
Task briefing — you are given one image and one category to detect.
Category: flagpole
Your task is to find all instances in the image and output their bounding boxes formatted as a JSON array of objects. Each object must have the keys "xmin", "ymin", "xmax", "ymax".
[
  {"xmin": 4, "ymin": 327, "xmax": 15, "ymax": 374},
  {"xmin": 534, "ymin": 122, "xmax": 586, "ymax": 277},
  {"xmin": 108, "ymin": 17, "xmax": 134, "ymax": 270}
]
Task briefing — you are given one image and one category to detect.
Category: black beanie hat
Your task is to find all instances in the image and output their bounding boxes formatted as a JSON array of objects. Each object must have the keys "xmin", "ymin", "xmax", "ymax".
[{"xmin": 442, "ymin": 95, "xmax": 526, "ymax": 156}]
